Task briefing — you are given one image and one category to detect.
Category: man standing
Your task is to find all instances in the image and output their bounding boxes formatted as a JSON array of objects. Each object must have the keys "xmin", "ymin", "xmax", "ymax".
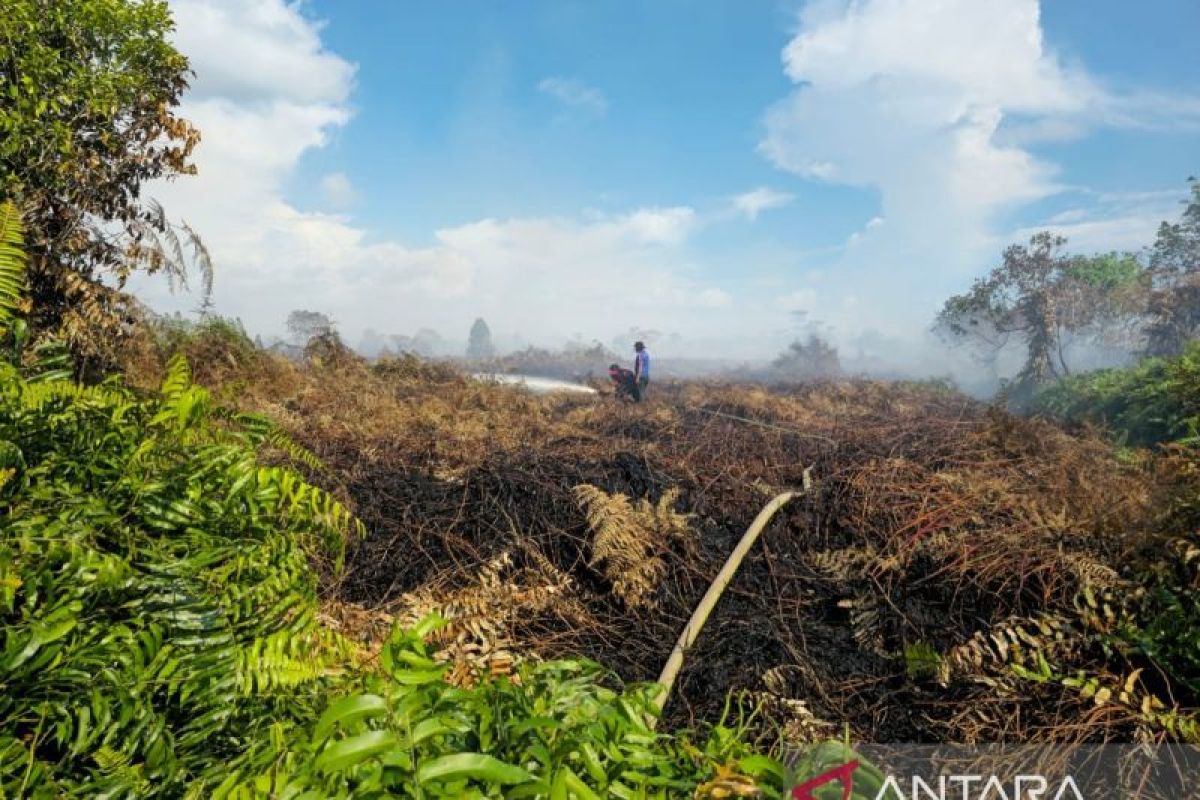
[{"xmin": 633, "ymin": 341, "xmax": 650, "ymax": 402}]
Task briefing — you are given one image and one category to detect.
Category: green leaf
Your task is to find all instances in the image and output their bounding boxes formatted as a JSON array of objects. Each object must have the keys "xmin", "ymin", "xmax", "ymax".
[
  {"xmin": 416, "ymin": 753, "xmax": 535, "ymax": 786},
  {"xmin": 314, "ymin": 730, "xmax": 401, "ymax": 774},
  {"xmin": 311, "ymin": 695, "xmax": 388, "ymax": 744}
]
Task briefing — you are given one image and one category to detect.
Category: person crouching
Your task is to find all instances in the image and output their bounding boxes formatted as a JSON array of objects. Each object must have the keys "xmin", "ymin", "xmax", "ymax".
[{"xmin": 607, "ymin": 363, "xmax": 637, "ymax": 402}]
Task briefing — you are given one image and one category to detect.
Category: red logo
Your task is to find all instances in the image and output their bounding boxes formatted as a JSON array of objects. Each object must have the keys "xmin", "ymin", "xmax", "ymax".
[{"xmin": 792, "ymin": 759, "xmax": 860, "ymax": 800}]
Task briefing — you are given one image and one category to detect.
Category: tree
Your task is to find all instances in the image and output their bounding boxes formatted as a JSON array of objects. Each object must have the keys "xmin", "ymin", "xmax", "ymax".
[
  {"xmin": 936, "ymin": 233, "xmax": 1145, "ymax": 401},
  {"xmin": 1058, "ymin": 251, "xmax": 1149, "ymax": 364},
  {"xmin": 772, "ymin": 334, "xmax": 842, "ymax": 379},
  {"xmin": 1144, "ymin": 178, "xmax": 1200, "ymax": 356},
  {"xmin": 466, "ymin": 317, "xmax": 494, "ymax": 359},
  {"xmin": 0, "ymin": 0, "xmax": 205, "ymax": 357},
  {"xmin": 286, "ymin": 310, "xmax": 334, "ymax": 345}
]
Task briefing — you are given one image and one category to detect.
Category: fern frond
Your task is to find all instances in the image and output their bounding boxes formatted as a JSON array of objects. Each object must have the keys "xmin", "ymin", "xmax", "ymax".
[
  {"xmin": 574, "ymin": 484, "xmax": 693, "ymax": 609},
  {"xmin": 17, "ymin": 380, "xmax": 134, "ymax": 413},
  {"xmin": 152, "ymin": 380, "xmax": 212, "ymax": 432},
  {"xmin": 745, "ymin": 690, "xmax": 836, "ymax": 744},
  {"xmin": 1062, "ymin": 553, "xmax": 1123, "ymax": 592},
  {"xmin": 127, "ymin": 203, "xmax": 214, "ymax": 307},
  {"xmin": 807, "ymin": 546, "xmax": 879, "ymax": 580},
  {"xmin": 182, "ymin": 221, "xmax": 214, "ymax": 303},
  {"xmin": 160, "ymin": 353, "xmax": 192, "ymax": 400},
  {"xmin": 236, "ymin": 629, "xmax": 346, "ymax": 695},
  {"xmin": 220, "ymin": 409, "xmax": 325, "ymax": 472},
  {"xmin": 91, "ymin": 745, "xmax": 150, "ymax": 795},
  {"xmin": 0, "ymin": 201, "xmax": 28, "ymax": 334},
  {"xmin": 837, "ymin": 594, "xmax": 890, "ymax": 656}
]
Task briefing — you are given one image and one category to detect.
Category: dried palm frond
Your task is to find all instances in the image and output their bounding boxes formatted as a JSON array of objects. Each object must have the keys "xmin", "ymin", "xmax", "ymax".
[
  {"xmin": 391, "ymin": 550, "xmax": 575, "ymax": 686},
  {"xmin": 941, "ymin": 613, "xmax": 1080, "ymax": 684},
  {"xmin": 574, "ymin": 484, "xmax": 694, "ymax": 608},
  {"xmin": 836, "ymin": 594, "xmax": 890, "ymax": 657},
  {"xmin": 746, "ymin": 690, "xmax": 836, "ymax": 744}
]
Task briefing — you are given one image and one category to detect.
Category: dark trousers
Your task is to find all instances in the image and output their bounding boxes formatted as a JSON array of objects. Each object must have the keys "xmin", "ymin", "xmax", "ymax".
[{"xmin": 635, "ymin": 376, "xmax": 649, "ymax": 401}]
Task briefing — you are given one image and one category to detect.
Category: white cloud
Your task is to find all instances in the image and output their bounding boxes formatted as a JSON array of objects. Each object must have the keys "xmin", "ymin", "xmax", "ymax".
[
  {"xmin": 779, "ymin": 0, "xmax": 1093, "ymax": 113},
  {"xmin": 132, "ymin": 2, "xmax": 735, "ymax": 348},
  {"xmin": 171, "ymin": 1, "xmax": 355, "ymax": 105},
  {"xmin": 319, "ymin": 172, "xmax": 358, "ymax": 209},
  {"xmin": 537, "ymin": 77, "xmax": 608, "ymax": 116},
  {"xmin": 1011, "ymin": 187, "xmax": 1187, "ymax": 254},
  {"xmin": 732, "ymin": 187, "xmax": 794, "ymax": 220},
  {"xmin": 759, "ymin": 0, "xmax": 1199, "ymax": 338},
  {"xmin": 610, "ymin": 206, "xmax": 697, "ymax": 244}
]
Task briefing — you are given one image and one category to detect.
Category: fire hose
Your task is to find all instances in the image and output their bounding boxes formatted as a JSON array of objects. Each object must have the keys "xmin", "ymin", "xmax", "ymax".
[{"xmin": 651, "ymin": 466, "xmax": 814, "ymax": 724}]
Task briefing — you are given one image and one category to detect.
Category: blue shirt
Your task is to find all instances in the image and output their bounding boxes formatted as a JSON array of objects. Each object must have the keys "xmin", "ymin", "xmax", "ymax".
[{"xmin": 635, "ymin": 350, "xmax": 650, "ymax": 378}]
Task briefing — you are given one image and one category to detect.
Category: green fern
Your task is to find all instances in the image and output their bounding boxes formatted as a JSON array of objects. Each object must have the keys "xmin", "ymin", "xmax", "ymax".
[
  {"xmin": 91, "ymin": 745, "xmax": 151, "ymax": 796},
  {"xmin": 159, "ymin": 352, "xmax": 192, "ymax": 400},
  {"xmin": 217, "ymin": 407, "xmax": 326, "ymax": 472},
  {"xmin": 904, "ymin": 641, "xmax": 943, "ymax": 681},
  {"xmin": 0, "ymin": 201, "xmax": 28, "ymax": 338},
  {"xmin": 0, "ymin": 339, "xmax": 364, "ymax": 792}
]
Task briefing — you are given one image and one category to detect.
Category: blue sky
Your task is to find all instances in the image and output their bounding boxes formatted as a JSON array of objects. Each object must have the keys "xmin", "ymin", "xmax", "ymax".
[{"xmin": 142, "ymin": 0, "xmax": 1200, "ymax": 363}]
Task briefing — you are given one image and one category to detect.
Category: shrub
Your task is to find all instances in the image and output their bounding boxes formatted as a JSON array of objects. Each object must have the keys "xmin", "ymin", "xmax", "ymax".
[
  {"xmin": 1033, "ymin": 341, "xmax": 1200, "ymax": 446},
  {"xmin": 0, "ymin": 350, "xmax": 364, "ymax": 796},
  {"xmin": 772, "ymin": 335, "xmax": 842, "ymax": 381},
  {"xmin": 214, "ymin": 619, "xmax": 793, "ymax": 798}
]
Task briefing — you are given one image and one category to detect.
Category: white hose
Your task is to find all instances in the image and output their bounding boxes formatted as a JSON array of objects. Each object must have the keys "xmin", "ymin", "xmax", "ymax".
[{"xmin": 651, "ymin": 467, "xmax": 813, "ymax": 724}]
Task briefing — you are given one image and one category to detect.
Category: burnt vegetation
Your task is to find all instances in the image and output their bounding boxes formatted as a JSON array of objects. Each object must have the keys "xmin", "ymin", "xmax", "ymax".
[{"xmin": 123, "ymin": 320, "xmax": 1200, "ymax": 747}]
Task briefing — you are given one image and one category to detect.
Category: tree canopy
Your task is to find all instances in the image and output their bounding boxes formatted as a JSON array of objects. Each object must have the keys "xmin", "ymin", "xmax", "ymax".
[
  {"xmin": 938, "ymin": 177, "xmax": 1200, "ymax": 398},
  {"xmin": 466, "ymin": 317, "xmax": 495, "ymax": 359},
  {"xmin": 0, "ymin": 0, "xmax": 205, "ymax": 359},
  {"xmin": 1145, "ymin": 178, "xmax": 1200, "ymax": 356},
  {"xmin": 285, "ymin": 309, "xmax": 335, "ymax": 345},
  {"xmin": 936, "ymin": 233, "xmax": 1148, "ymax": 400}
]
